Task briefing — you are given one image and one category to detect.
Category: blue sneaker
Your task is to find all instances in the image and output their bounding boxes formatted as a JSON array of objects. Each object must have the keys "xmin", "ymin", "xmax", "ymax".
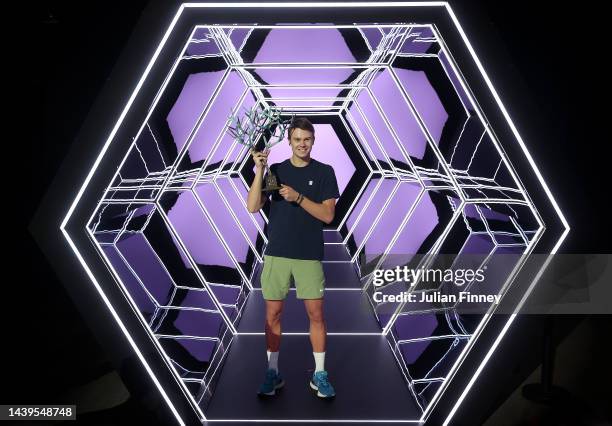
[
  {"xmin": 310, "ymin": 370, "xmax": 335, "ymax": 398},
  {"xmin": 258, "ymin": 368, "xmax": 284, "ymax": 396}
]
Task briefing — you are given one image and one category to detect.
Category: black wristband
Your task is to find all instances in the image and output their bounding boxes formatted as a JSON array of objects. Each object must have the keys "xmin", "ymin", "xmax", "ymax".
[{"xmin": 297, "ymin": 194, "xmax": 304, "ymax": 205}]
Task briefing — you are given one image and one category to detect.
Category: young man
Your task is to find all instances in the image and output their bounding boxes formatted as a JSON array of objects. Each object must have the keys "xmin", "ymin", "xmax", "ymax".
[{"xmin": 247, "ymin": 117, "xmax": 340, "ymax": 399}]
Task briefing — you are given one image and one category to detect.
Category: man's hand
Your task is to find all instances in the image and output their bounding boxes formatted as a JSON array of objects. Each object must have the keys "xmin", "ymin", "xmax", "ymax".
[
  {"xmin": 251, "ymin": 148, "xmax": 269, "ymax": 170},
  {"xmin": 279, "ymin": 184, "xmax": 300, "ymax": 202}
]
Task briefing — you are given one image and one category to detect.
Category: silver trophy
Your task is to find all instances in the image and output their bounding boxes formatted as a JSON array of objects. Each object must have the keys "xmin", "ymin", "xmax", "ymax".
[{"xmin": 228, "ymin": 105, "xmax": 293, "ymax": 192}]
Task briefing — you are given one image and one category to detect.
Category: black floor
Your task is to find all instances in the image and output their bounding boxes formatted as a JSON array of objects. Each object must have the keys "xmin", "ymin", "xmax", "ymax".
[
  {"xmin": 203, "ymin": 232, "xmax": 422, "ymax": 422},
  {"xmin": 205, "ymin": 335, "xmax": 422, "ymax": 422}
]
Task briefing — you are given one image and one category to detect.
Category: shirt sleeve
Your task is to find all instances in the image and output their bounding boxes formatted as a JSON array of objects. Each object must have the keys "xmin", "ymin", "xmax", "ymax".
[{"xmin": 320, "ymin": 165, "xmax": 340, "ymax": 201}]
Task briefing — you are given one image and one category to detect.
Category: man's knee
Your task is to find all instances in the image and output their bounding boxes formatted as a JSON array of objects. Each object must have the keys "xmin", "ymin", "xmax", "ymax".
[
  {"xmin": 265, "ymin": 306, "xmax": 283, "ymax": 325},
  {"xmin": 306, "ymin": 306, "xmax": 324, "ymax": 323}
]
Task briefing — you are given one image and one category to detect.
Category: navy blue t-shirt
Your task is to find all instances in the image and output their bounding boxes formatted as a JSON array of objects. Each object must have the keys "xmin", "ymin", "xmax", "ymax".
[{"xmin": 264, "ymin": 158, "xmax": 340, "ymax": 260}]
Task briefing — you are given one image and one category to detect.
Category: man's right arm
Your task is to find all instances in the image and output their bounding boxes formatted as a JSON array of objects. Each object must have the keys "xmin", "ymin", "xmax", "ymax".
[{"xmin": 247, "ymin": 149, "xmax": 269, "ymax": 213}]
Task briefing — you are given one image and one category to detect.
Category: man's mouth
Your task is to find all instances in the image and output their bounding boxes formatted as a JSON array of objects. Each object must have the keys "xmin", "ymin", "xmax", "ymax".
[{"xmin": 297, "ymin": 147, "xmax": 307, "ymax": 152}]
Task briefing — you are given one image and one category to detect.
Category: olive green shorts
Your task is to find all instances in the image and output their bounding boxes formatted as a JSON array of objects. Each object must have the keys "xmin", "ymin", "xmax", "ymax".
[{"xmin": 261, "ymin": 255, "xmax": 325, "ymax": 300}]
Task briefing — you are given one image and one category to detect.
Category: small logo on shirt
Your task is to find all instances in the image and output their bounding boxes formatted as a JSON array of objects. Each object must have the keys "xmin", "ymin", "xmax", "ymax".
[{"xmin": 308, "ymin": 180, "xmax": 313, "ymax": 185}]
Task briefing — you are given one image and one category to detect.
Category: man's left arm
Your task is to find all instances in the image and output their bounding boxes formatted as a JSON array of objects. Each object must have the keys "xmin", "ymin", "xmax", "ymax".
[
  {"xmin": 278, "ymin": 166, "xmax": 340, "ymax": 224},
  {"xmin": 296, "ymin": 192, "xmax": 336, "ymax": 224}
]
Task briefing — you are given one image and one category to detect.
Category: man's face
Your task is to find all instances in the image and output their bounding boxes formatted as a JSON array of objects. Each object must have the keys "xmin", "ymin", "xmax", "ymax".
[{"xmin": 289, "ymin": 128, "xmax": 314, "ymax": 159}]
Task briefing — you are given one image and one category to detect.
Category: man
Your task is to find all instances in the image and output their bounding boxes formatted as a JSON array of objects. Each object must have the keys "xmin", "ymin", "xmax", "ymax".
[{"xmin": 247, "ymin": 117, "xmax": 340, "ymax": 399}]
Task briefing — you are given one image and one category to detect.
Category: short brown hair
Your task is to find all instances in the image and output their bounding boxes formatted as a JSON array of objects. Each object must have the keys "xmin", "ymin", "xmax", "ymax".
[{"xmin": 287, "ymin": 116, "xmax": 315, "ymax": 140}]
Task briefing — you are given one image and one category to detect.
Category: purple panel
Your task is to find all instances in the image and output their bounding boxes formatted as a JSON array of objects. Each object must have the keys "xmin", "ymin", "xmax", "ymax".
[
  {"xmin": 359, "ymin": 28, "xmax": 383, "ymax": 51},
  {"xmin": 253, "ymin": 28, "xmax": 356, "ymax": 63},
  {"xmin": 399, "ymin": 38, "xmax": 435, "ymax": 54},
  {"xmin": 167, "ymin": 70, "xmax": 226, "ymax": 153},
  {"xmin": 266, "ymin": 87, "xmax": 343, "ymax": 100},
  {"xmin": 370, "ymin": 68, "xmax": 433, "ymax": 160},
  {"xmin": 215, "ymin": 177, "xmax": 260, "ymax": 249},
  {"xmin": 345, "ymin": 107, "xmax": 386, "ymax": 163},
  {"xmin": 350, "ymin": 178, "xmax": 397, "ymax": 248},
  {"xmin": 274, "ymin": 99, "xmax": 340, "ymax": 108},
  {"xmin": 382, "ymin": 189, "xmax": 438, "ymax": 260},
  {"xmin": 194, "ymin": 183, "xmax": 251, "ymax": 264},
  {"xmin": 133, "ymin": 204, "xmax": 156, "ymax": 218},
  {"xmin": 463, "ymin": 203, "xmax": 482, "ymax": 222},
  {"xmin": 415, "ymin": 27, "xmax": 434, "ymax": 39},
  {"xmin": 193, "ymin": 27, "xmax": 212, "ymax": 40},
  {"xmin": 166, "ymin": 190, "xmax": 235, "ymax": 268},
  {"xmin": 393, "ymin": 313, "xmax": 438, "ymax": 341},
  {"xmin": 399, "ymin": 27, "xmax": 436, "ymax": 54},
  {"xmin": 477, "ymin": 205, "xmax": 511, "ymax": 222},
  {"xmin": 181, "ymin": 289, "xmax": 217, "ymax": 311},
  {"xmin": 229, "ymin": 28, "xmax": 250, "ymax": 52},
  {"xmin": 94, "ymin": 232, "xmax": 119, "ymax": 244},
  {"xmin": 255, "ymin": 68, "xmax": 355, "ymax": 85},
  {"xmin": 102, "ymin": 245, "xmax": 156, "ymax": 317},
  {"xmin": 223, "ymin": 305, "xmax": 238, "ymax": 323},
  {"xmin": 186, "ymin": 40, "xmax": 221, "ymax": 56},
  {"xmin": 188, "ymin": 71, "xmax": 246, "ymax": 164},
  {"xmin": 116, "ymin": 233, "xmax": 174, "ymax": 305},
  {"xmin": 363, "ymin": 182, "xmax": 421, "ymax": 262},
  {"xmin": 393, "ymin": 68, "xmax": 448, "ymax": 145},
  {"xmin": 461, "ymin": 233, "xmax": 495, "ymax": 255},
  {"xmin": 345, "ymin": 177, "xmax": 377, "ymax": 232},
  {"xmin": 170, "ymin": 309, "xmax": 224, "ymax": 337},
  {"xmin": 356, "ymin": 87, "xmax": 407, "ymax": 164},
  {"xmin": 210, "ymin": 285, "xmax": 241, "ymax": 305},
  {"xmin": 263, "ymin": 124, "xmax": 355, "ymax": 194},
  {"xmin": 231, "ymin": 176, "xmax": 265, "ymax": 229},
  {"xmin": 205, "ymin": 92, "xmax": 257, "ymax": 171},
  {"xmin": 493, "ymin": 245, "xmax": 524, "ymax": 255}
]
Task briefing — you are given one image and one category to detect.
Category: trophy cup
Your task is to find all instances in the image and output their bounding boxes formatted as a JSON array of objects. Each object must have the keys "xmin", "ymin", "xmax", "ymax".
[{"xmin": 228, "ymin": 105, "xmax": 293, "ymax": 192}]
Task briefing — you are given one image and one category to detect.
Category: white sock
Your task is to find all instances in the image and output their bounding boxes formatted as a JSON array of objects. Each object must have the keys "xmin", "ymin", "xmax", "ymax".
[
  {"xmin": 267, "ymin": 350, "xmax": 279, "ymax": 372},
  {"xmin": 313, "ymin": 351, "xmax": 325, "ymax": 372}
]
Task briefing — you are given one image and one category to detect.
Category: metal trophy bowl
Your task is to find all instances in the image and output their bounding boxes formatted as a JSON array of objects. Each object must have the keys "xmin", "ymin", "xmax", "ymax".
[{"xmin": 227, "ymin": 105, "xmax": 294, "ymax": 192}]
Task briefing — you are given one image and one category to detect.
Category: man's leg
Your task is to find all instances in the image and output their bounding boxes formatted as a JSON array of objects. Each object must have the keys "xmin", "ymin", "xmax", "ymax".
[
  {"xmin": 304, "ymin": 298, "xmax": 326, "ymax": 353},
  {"xmin": 304, "ymin": 297, "xmax": 335, "ymax": 398},
  {"xmin": 258, "ymin": 256, "xmax": 291, "ymax": 396},
  {"xmin": 265, "ymin": 299, "xmax": 284, "ymax": 372},
  {"xmin": 294, "ymin": 259, "xmax": 335, "ymax": 398}
]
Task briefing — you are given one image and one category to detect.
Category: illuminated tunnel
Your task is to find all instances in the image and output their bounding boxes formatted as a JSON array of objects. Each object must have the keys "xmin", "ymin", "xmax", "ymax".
[{"xmin": 59, "ymin": 3, "xmax": 568, "ymax": 424}]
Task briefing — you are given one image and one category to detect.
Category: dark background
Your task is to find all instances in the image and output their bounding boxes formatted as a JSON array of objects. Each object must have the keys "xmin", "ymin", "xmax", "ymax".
[{"xmin": 14, "ymin": 0, "xmax": 610, "ymax": 425}]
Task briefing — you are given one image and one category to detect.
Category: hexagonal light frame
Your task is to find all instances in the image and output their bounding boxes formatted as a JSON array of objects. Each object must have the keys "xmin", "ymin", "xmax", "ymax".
[{"xmin": 59, "ymin": 3, "xmax": 569, "ymax": 425}]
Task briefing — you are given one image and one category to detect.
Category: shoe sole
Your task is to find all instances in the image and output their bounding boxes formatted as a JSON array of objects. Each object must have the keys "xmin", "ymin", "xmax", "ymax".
[
  {"xmin": 258, "ymin": 379, "xmax": 285, "ymax": 396},
  {"xmin": 310, "ymin": 381, "xmax": 335, "ymax": 398}
]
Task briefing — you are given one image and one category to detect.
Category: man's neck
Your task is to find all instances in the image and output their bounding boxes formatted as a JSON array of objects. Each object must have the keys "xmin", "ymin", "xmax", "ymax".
[{"xmin": 290, "ymin": 154, "xmax": 311, "ymax": 167}]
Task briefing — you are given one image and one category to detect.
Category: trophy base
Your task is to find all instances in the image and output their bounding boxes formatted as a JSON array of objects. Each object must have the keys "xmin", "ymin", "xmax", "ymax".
[{"xmin": 263, "ymin": 185, "xmax": 281, "ymax": 192}]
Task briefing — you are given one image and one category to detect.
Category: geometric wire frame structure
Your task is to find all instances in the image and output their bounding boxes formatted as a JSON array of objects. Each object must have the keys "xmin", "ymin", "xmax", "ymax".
[{"xmin": 60, "ymin": 3, "xmax": 569, "ymax": 425}]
